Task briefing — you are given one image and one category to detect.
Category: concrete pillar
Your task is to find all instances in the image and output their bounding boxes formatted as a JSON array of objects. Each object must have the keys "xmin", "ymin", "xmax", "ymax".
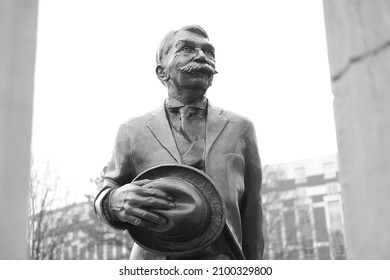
[
  {"xmin": 0, "ymin": 0, "xmax": 38, "ymax": 259},
  {"xmin": 323, "ymin": 0, "xmax": 390, "ymax": 259}
]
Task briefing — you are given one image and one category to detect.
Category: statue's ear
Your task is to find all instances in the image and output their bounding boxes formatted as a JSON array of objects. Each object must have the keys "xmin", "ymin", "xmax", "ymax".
[{"xmin": 156, "ymin": 65, "xmax": 169, "ymax": 82}]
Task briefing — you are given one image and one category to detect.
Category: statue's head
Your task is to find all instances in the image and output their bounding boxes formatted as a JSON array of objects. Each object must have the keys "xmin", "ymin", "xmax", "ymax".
[{"xmin": 156, "ymin": 25, "xmax": 217, "ymax": 101}]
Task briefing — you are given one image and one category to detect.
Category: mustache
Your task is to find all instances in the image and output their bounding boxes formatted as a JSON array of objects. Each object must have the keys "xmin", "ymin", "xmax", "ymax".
[{"xmin": 179, "ymin": 62, "xmax": 218, "ymax": 75}]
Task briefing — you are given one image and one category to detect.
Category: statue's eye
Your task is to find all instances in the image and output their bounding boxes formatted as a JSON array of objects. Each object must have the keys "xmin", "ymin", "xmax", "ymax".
[
  {"xmin": 181, "ymin": 46, "xmax": 192, "ymax": 53},
  {"xmin": 204, "ymin": 49, "xmax": 214, "ymax": 57}
]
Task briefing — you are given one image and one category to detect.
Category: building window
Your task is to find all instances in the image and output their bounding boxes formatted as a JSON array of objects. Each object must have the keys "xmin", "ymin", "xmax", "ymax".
[
  {"xmin": 63, "ymin": 248, "xmax": 69, "ymax": 260},
  {"xmin": 116, "ymin": 244, "xmax": 123, "ymax": 259},
  {"xmin": 87, "ymin": 243, "xmax": 96, "ymax": 260},
  {"xmin": 97, "ymin": 244, "xmax": 104, "ymax": 260},
  {"xmin": 107, "ymin": 242, "xmax": 114, "ymax": 259},
  {"xmin": 327, "ymin": 200, "xmax": 346, "ymax": 259},
  {"xmin": 328, "ymin": 201, "xmax": 343, "ymax": 231},
  {"xmin": 323, "ymin": 162, "xmax": 336, "ymax": 179},
  {"xmin": 267, "ymin": 209, "xmax": 284, "ymax": 259},
  {"xmin": 71, "ymin": 245, "xmax": 78, "ymax": 260},
  {"xmin": 284, "ymin": 210, "xmax": 298, "ymax": 246},
  {"xmin": 294, "ymin": 167, "xmax": 307, "ymax": 184},
  {"xmin": 79, "ymin": 246, "xmax": 86, "ymax": 260},
  {"xmin": 298, "ymin": 206, "xmax": 314, "ymax": 259}
]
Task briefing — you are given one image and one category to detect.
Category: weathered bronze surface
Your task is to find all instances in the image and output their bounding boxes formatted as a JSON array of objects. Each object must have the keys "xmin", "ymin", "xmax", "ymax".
[{"xmin": 94, "ymin": 25, "xmax": 264, "ymax": 260}]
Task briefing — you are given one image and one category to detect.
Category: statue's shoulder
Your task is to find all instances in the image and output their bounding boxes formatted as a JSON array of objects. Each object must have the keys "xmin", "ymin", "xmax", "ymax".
[
  {"xmin": 210, "ymin": 103, "xmax": 253, "ymax": 126},
  {"xmin": 118, "ymin": 105, "xmax": 164, "ymax": 131}
]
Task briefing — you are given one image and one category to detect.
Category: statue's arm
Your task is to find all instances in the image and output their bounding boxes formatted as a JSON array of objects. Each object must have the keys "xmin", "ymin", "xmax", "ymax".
[
  {"xmin": 94, "ymin": 124, "xmax": 134, "ymax": 230},
  {"xmin": 240, "ymin": 120, "xmax": 265, "ymax": 260},
  {"xmin": 94, "ymin": 124, "xmax": 172, "ymax": 230}
]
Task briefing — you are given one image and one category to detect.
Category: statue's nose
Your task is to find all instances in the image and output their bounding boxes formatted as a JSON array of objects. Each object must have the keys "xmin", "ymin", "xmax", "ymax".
[{"xmin": 193, "ymin": 48, "xmax": 207, "ymax": 62}]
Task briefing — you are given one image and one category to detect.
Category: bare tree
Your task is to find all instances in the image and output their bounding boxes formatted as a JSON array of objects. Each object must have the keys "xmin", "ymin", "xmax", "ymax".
[
  {"xmin": 28, "ymin": 160, "xmax": 134, "ymax": 260},
  {"xmin": 28, "ymin": 159, "xmax": 75, "ymax": 259}
]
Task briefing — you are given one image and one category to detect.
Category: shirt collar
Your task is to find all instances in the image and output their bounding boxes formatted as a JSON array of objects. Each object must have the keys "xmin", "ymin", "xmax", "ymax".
[{"xmin": 166, "ymin": 96, "xmax": 207, "ymax": 110}]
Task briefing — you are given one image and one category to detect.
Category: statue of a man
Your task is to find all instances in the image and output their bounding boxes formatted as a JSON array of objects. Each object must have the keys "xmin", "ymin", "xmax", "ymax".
[{"xmin": 94, "ymin": 25, "xmax": 264, "ymax": 260}]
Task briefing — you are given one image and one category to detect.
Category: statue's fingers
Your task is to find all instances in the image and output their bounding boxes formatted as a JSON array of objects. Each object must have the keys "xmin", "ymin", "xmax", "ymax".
[
  {"xmin": 132, "ymin": 179, "xmax": 153, "ymax": 186},
  {"xmin": 133, "ymin": 208, "xmax": 167, "ymax": 226},
  {"xmin": 119, "ymin": 213, "xmax": 154, "ymax": 228},
  {"xmin": 120, "ymin": 208, "xmax": 167, "ymax": 227},
  {"xmin": 140, "ymin": 196, "xmax": 175, "ymax": 210},
  {"xmin": 139, "ymin": 187, "xmax": 173, "ymax": 201}
]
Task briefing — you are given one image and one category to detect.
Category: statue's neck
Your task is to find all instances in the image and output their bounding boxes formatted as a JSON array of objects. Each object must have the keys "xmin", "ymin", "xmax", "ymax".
[{"xmin": 168, "ymin": 88, "xmax": 206, "ymax": 105}]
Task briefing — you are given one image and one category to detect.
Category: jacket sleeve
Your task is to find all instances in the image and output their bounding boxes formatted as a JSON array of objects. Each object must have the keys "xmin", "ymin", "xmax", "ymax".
[
  {"xmin": 240, "ymin": 120, "xmax": 264, "ymax": 259},
  {"xmin": 94, "ymin": 124, "xmax": 134, "ymax": 230}
]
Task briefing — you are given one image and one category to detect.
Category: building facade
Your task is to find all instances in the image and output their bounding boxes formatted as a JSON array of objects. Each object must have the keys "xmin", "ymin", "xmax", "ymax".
[
  {"xmin": 262, "ymin": 154, "xmax": 346, "ymax": 260},
  {"xmin": 34, "ymin": 200, "xmax": 133, "ymax": 260},
  {"xmin": 60, "ymin": 202, "xmax": 133, "ymax": 260}
]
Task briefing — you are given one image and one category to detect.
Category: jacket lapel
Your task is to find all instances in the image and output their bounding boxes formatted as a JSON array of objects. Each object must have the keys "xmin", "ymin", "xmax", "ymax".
[
  {"xmin": 146, "ymin": 103, "xmax": 228, "ymax": 163},
  {"xmin": 146, "ymin": 106, "xmax": 181, "ymax": 163},
  {"xmin": 206, "ymin": 103, "xmax": 229, "ymax": 156}
]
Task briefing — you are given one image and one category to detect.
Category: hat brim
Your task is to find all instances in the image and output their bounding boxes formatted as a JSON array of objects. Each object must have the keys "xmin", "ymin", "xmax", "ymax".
[{"xmin": 126, "ymin": 164, "xmax": 226, "ymax": 256}]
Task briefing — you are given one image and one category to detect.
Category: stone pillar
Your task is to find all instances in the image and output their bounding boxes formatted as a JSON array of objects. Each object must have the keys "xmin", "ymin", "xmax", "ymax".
[
  {"xmin": 323, "ymin": 0, "xmax": 390, "ymax": 259},
  {"xmin": 0, "ymin": 0, "xmax": 38, "ymax": 259}
]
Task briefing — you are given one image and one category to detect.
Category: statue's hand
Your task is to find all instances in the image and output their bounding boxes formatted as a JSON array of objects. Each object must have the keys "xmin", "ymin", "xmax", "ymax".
[{"xmin": 109, "ymin": 179, "xmax": 174, "ymax": 228}]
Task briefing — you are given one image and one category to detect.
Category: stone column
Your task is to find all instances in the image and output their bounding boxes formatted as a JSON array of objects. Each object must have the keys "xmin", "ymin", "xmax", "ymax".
[
  {"xmin": 323, "ymin": 0, "xmax": 390, "ymax": 259},
  {"xmin": 0, "ymin": 0, "xmax": 38, "ymax": 259}
]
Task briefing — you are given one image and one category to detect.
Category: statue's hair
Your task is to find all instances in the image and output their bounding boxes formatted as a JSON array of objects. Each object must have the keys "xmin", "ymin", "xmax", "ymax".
[{"xmin": 156, "ymin": 25, "xmax": 209, "ymax": 66}]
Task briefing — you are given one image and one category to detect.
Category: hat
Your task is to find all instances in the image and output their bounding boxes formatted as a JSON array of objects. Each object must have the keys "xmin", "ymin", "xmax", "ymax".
[{"xmin": 126, "ymin": 164, "xmax": 226, "ymax": 256}]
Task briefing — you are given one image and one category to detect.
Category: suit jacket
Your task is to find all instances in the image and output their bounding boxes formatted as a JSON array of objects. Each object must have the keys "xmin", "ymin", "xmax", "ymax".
[{"xmin": 94, "ymin": 102, "xmax": 264, "ymax": 260}]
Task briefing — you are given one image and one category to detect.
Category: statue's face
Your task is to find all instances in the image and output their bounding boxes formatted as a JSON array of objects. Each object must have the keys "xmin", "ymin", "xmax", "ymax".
[{"xmin": 162, "ymin": 31, "xmax": 217, "ymax": 93}]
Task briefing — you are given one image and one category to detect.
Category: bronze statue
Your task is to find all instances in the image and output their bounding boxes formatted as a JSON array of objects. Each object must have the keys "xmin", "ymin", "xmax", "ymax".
[{"xmin": 94, "ymin": 25, "xmax": 264, "ymax": 260}]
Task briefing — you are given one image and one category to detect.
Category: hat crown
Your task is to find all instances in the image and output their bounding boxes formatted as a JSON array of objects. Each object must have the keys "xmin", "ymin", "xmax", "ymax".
[
  {"xmin": 127, "ymin": 164, "xmax": 226, "ymax": 256},
  {"xmin": 146, "ymin": 178, "xmax": 211, "ymax": 241}
]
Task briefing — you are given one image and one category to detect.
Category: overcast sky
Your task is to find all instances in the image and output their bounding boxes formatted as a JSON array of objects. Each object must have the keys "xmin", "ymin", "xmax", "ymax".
[{"xmin": 32, "ymin": 0, "xmax": 337, "ymax": 200}]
